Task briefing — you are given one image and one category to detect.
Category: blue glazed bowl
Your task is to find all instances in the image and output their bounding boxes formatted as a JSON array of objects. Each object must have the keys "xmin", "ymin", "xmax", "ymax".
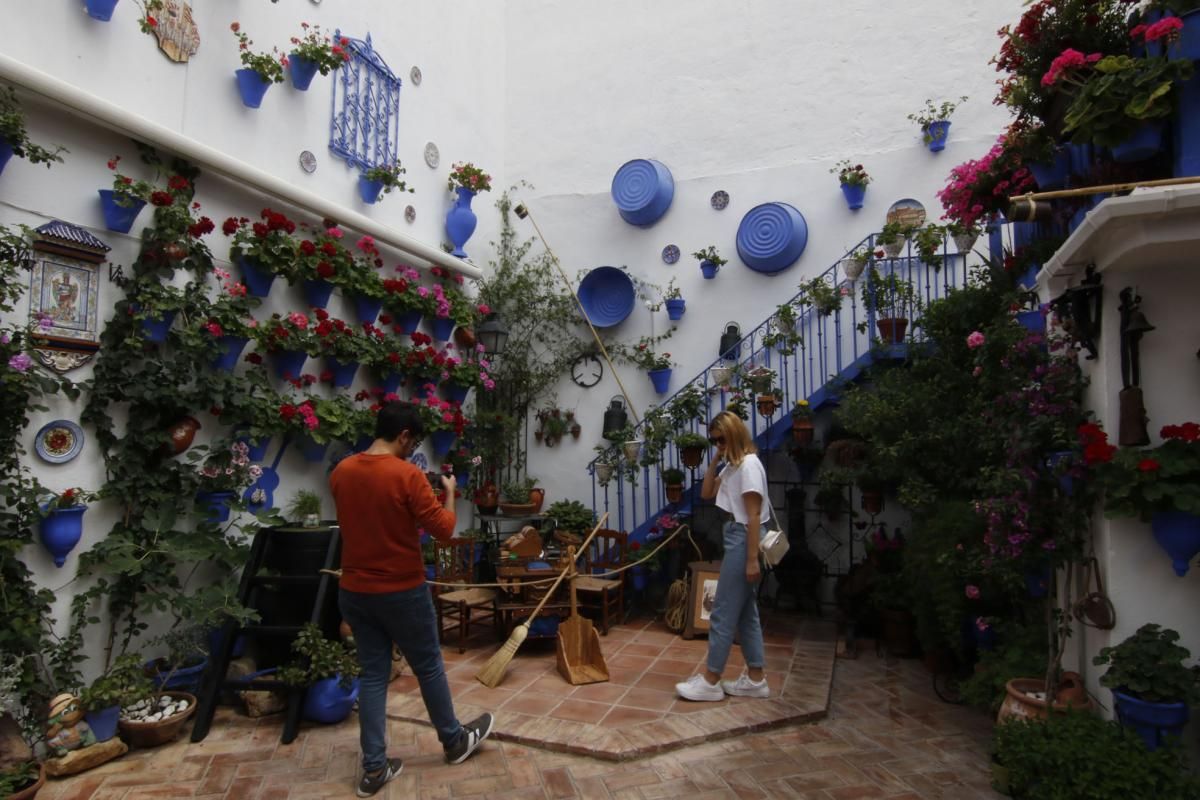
[
  {"xmin": 736, "ymin": 202, "xmax": 808, "ymax": 274},
  {"xmin": 577, "ymin": 266, "xmax": 635, "ymax": 327},
  {"xmin": 611, "ymin": 159, "xmax": 674, "ymax": 227}
]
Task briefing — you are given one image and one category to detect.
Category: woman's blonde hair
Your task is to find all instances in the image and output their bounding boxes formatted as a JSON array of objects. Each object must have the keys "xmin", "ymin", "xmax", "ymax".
[{"xmin": 710, "ymin": 410, "xmax": 756, "ymax": 466}]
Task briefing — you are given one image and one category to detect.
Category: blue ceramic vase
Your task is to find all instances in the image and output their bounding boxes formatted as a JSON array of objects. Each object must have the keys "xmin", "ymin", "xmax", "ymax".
[
  {"xmin": 445, "ymin": 187, "xmax": 478, "ymax": 257},
  {"xmin": 40, "ymin": 505, "xmax": 86, "ymax": 567}
]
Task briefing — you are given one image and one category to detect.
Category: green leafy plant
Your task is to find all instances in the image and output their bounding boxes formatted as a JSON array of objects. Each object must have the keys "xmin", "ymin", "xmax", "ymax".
[
  {"xmin": 912, "ymin": 224, "xmax": 946, "ymax": 272},
  {"xmin": 0, "ymin": 762, "xmax": 39, "ymax": 798},
  {"xmin": 277, "ymin": 623, "xmax": 360, "ymax": 689},
  {"xmin": 798, "ymin": 276, "xmax": 844, "ymax": 317},
  {"xmin": 994, "ymin": 712, "xmax": 1200, "ymax": 800},
  {"xmin": 676, "ymin": 431, "xmax": 709, "ymax": 450},
  {"xmin": 289, "ymin": 23, "xmax": 351, "ymax": 74},
  {"xmin": 1083, "ymin": 422, "xmax": 1200, "ymax": 521},
  {"xmin": 0, "ymin": 86, "xmax": 66, "ymax": 167},
  {"xmin": 662, "ymin": 467, "xmax": 686, "ymax": 485},
  {"xmin": 1093, "ymin": 623, "xmax": 1200, "ymax": 705},
  {"xmin": 691, "ymin": 245, "xmax": 727, "ymax": 267},
  {"xmin": 907, "ymin": 96, "xmax": 968, "ymax": 144},
  {"xmin": 625, "ymin": 336, "xmax": 674, "ymax": 371},
  {"xmin": 791, "ymin": 399, "xmax": 813, "ymax": 420},
  {"xmin": 859, "ymin": 266, "xmax": 918, "ymax": 321},
  {"xmin": 362, "ymin": 161, "xmax": 415, "ymax": 195},
  {"xmin": 501, "ymin": 477, "xmax": 538, "ymax": 504},
  {"xmin": 286, "ymin": 490, "xmax": 322, "ymax": 523},
  {"xmin": 1055, "ymin": 54, "xmax": 1194, "ymax": 148},
  {"xmin": 39, "ymin": 487, "xmax": 97, "ymax": 514},
  {"xmin": 877, "ymin": 221, "xmax": 913, "ymax": 246},
  {"xmin": 80, "ymin": 653, "xmax": 154, "ymax": 711},
  {"xmin": 829, "ymin": 159, "xmax": 871, "ymax": 188},
  {"xmin": 230, "ymin": 21, "xmax": 286, "ymax": 84},
  {"xmin": 544, "ymin": 499, "xmax": 594, "ymax": 534},
  {"xmin": 763, "ymin": 302, "xmax": 804, "ymax": 354}
]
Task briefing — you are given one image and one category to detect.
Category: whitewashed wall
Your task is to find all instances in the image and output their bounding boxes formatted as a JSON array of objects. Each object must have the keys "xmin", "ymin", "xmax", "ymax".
[{"xmin": 0, "ymin": 0, "xmax": 506, "ymax": 677}]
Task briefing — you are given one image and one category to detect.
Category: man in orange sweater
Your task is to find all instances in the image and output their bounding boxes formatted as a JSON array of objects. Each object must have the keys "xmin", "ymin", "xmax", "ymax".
[{"xmin": 332, "ymin": 402, "xmax": 493, "ymax": 797}]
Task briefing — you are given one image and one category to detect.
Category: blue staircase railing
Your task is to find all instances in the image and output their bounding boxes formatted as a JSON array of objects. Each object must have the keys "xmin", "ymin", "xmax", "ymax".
[{"xmin": 586, "ymin": 229, "xmax": 984, "ymax": 539}]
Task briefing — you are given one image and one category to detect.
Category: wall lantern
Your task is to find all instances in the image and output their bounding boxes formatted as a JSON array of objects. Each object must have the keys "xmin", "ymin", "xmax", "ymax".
[
  {"xmin": 602, "ymin": 396, "xmax": 628, "ymax": 438},
  {"xmin": 1050, "ymin": 265, "xmax": 1103, "ymax": 360},
  {"xmin": 719, "ymin": 322, "xmax": 742, "ymax": 362},
  {"xmin": 476, "ymin": 313, "xmax": 509, "ymax": 357}
]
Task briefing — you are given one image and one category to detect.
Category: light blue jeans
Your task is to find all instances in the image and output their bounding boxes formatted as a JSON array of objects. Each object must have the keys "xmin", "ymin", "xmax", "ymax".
[
  {"xmin": 706, "ymin": 521, "xmax": 765, "ymax": 675},
  {"xmin": 339, "ymin": 586, "xmax": 464, "ymax": 772}
]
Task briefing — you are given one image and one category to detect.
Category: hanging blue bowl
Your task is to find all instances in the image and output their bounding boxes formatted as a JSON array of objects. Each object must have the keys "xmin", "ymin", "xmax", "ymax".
[
  {"xmin": 611, "ymin": 159, "xmax": 674, "ymax": 227},
  {"xmin": 736, "ymin": 202, "xmax": 808, "ymax": 274},
  {"xmin": 577, "ymin": 266, "xmax": 635, "ymax": 327}
]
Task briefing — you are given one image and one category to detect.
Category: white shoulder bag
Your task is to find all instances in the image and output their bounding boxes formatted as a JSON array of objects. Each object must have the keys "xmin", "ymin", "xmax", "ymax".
[{"xmin": 758, "ymin": 498, "xmax": 789, "ymax": 569}]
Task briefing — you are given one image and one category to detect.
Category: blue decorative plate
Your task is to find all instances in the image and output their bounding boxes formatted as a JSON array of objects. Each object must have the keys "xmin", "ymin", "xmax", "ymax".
[
  {"xmin": 577, "ymin": 266, "xmax": 636, "ymax": 327},
  {"xmin": 35, "ymin": 420, "xmax": 84, "ymax": 464},
  {"xmin": 736, "ymin": 202, "xmax": 809, "ymax": 274},
  {"xmin": 662, "ymin": 244, "xmax": 680, "ymax": 264},
  {"xmin": 611, "ymin": 159, "xmax": 674, "ymax": 227}
]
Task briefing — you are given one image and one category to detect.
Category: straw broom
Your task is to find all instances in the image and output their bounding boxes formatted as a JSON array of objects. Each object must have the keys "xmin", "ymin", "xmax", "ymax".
[{"xmin": 476, "ymin": 513, "xmax": 609, "ymax": 687}]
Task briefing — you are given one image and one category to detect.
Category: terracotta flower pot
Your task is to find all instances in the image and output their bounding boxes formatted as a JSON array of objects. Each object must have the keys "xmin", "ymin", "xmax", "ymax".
[
  {"xmin": 996, "ymin": 675, "xmax": 1093, "ymax": 724},
  {"xmin": 453, "ymin": 327, "xmax": 477, "ymax": 350},
  {"xmin": 118, "ymin": 691, "xmax": 197, "ymax": 748},
  {"xmin": 165, "ymin": 416, "xmax": 201, "ymax": 455},
  {"xmin": 680, "ymin": 445, "xmax": 705, "ymax": 469},
  {"xmin": 756, "ymin": 395, "xmax": 778, "ymax": 417},
  {"xmin": 861, "ymin": 489, "xmax": 884, "ymax": 515},
  {"xmin": 876, "ymin": 317, "xmax": 908, "ymax": 343},
  {"xmin": 792, "ymin": 418, "xmax": 814, "ymax": 446},
  {"xmin": 528, "ymin": 488, "xmax": 545, "ymax": 513},
  {"xmin": 665, "ymin": 484, "xmax": 684, "ymax": 504}
]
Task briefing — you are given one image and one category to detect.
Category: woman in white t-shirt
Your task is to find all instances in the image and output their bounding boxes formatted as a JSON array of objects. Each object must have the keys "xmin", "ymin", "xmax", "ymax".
[{"xmin": 675, "ymin": 410, "xmax": 770, "ymax": 701}]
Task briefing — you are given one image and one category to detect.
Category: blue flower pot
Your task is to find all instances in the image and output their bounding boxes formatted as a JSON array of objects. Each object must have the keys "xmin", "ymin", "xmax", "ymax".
[
  {"xmin": 195, "ymin": 491, "xmax": 236, "ymax": 524},
  {"xmin": 1029, "ymin": 148, "xmax": 1070, "ymax": 190},
  {"xmin": 298, "ymin": 435, "xmax": 329, "ymax": 463},
  {"xmin": 98, "ymin": 190, "xmax": 146, "ymax": 234},
  {"xmin": 0, "ymin": 139, "xmax": 12, "ymax": 177},
  {"xmin": 273, "ymin": 349, "xmax": 308, "ymax": 380},
  {"xmin": 378, "ymin": 370, "xmax": 404, "ymax": 394},
  {"xmin": 631, "ymin": 565, "xmax": 648, "ymax": 591},
  {"xmin": 1114, "ymin": 691, "xmax": 1190, "ymax": 752},
  {"xmin": 445, "ymin": 187, "xmax": 478, "ymax": 258},
  {"xmin": 665, "ymin": 298, "xmax": 686, "ymax": 320},
  {"xmin": 430, "ymin": 430, "xmax": 457, "ymax": 457},
  {"xmin": 1111, "ymin": 123, "xmax": 1164, "ymax": 164},
  {"xmin": 611, "ymin": 159, "xmax": 674, "ymax": 227},
  {"xmin": 1151, "ymin": 511, "xmax": 1200, "ymax": 576},
  {"xmin": 1174, "ymin": 71, "xmax": 1200, "ymax": 180},
  {"xmin": 429, "ymin": 317, "xmax": 455, "ymax": 342},
  {"xmin": 925, "ymin": 120, "xmax": 951, "ymax": 152},
  {"xmin": 140, "ymin": 310, "xmax": 176, "ymax": 343},
  {"xmin": 84, "ymin": 705, "xmax": 120, "ymax": 743},
  {"xmin": 648, "ymin": 367, "xmax": 672, "ymax": 394},
  {"xmin": 358, "ymin": 175, "xmax": 384, "ymax": 204},
  {"xmin": 237, "ymin": 256, "xmax": 275, "ymax": 298},
  {"xmin": 353, "ymin": 295, "xmax": 383, "ymax": 325},
  {"xmin": 302, "ymin": 278, "xmax": 335, "ymax": 309},
  {"xmin": 207, "ymin": 627, "xmax": 246, "ymax": 660},
  {"xmin": 235, "ymin": 68, "xmax": 271, "ymax": 109},
  {"xmin": 457, "ymin": 473, "xmax": 470, "ymax": 491},
  {"xmin": 700, "ymin": 260, "xmax": 719, "ymax": 280},
  {"xmin": 326, "ymin": 357, "xmax": 359, "ymax": 388},
  {"xmin": 211, "ymin": 335, "xmax": 249, "ymax": 371},
  {"xmin": 840, "ymin": 182, "xmax": 866, "ymax": 210},
  {"xmin": 238, "ymin": 436, "xmax": 271, "ymax": 463},
  {"xmin": 1015, "ymin": 309, "xmax": 1044, "ymax": 334},
  {"xmin": 302, "ymin": 675, "xmax": 360, "ymax": 724},
  {"xmin": 1045, "ymin": 450, "xmax": 1074, "ymax": 495},
  {"xmin": 1066, "ymin": 143, "xmax": 1095, "ymax": 183},
  {"xmin": 288, "ymin": 53, "xmax": 319, "ymax": 91},
  {"xmin": 147, "ymin": 657, "xmax": 208, "ymax": 694},
  {"xmin": 1178, "ymin": 10, "xmax": 1200, "ymax": 62},
  {"xmin": 1024, "ymin": 567, "xmax": 1051, "ymax": 598},
  {"xmin": 84, "ymin": 0, "xmax": 119, "ymax": 21},
  {"xmin": 395, "ymin": 310, "xmax": 422, "ymax": 335},
  {"xmin": 443, "ymin": 381, "xmax": 470, "ymax": 404}
]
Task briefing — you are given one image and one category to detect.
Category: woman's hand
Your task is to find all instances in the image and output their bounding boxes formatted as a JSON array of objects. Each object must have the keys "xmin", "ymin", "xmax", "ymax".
[{"xmin": 746, "ymin": 559, "xmax": 761, "ymax": 583}]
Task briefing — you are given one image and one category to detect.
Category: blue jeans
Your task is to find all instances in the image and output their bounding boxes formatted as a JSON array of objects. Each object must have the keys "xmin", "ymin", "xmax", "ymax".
[
  {"xmin": 339, "ymin": 586, "xmax": 464, "ymax": 772},
  {"xmin": 706, "ymin": 521, "xmax": 765, "ymax": 675}
]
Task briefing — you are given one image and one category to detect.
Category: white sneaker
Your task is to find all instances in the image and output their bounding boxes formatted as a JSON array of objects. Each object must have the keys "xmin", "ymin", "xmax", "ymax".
[
  {"xmin": 721, "ymin": 671, "xmax": 769, "ymax": 698},
  {"xmin": 675, "ymin": 674, "xmax": 725, "ymax": 702}
]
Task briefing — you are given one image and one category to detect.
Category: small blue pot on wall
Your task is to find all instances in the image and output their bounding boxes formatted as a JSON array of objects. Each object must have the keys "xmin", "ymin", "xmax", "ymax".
[
  {"xmin": 195, "ymin": 491, "xmax": 236, "ymax": 524},
  {"xmin": 700, "ymin": 260, "xmax": 719, "ymax": 280},
  {"xmin": 98, "ymin": 190, "xmax": 146, "ymax": 234},
  {"xmin": 925, "ymin": 120, "xmax": 952, "ymax": 152},
  {"xmin": 1150, "ymin": 510, "xmax": 1200, "ymax": 576},
  {"xmin": 648, "ymin": 368, "xmax": 671, "ymax": 395},
  {"xmin": 40, "ymin": 505, "xmax": 87, "ymax": 567},
  {"xmin": 237, "ymin": 256, "xmax": 276, "ymax": 297},
  {"xmin": 445, "ymin": 187, "xmax": 478, "ymax": 257},
  {"xmin": 84, "ymin": 0, "xmax": 120, "ymax": 21},
  {"xmin": 212, "ymin": 336, "xmax": 249, "ymax": 371},
  {"xmin": 358, "ymin": 175, "xmax": 384, "ymax": 204},
  {"xmin": 84, "ymin": 705, "xmax": 120, "ymax": 743},
  {"xmin": 235, "ymin": 68, "xmax": 272, "ymax": 109},
  {"xmin": 840, "ymin": 182, "xmax": 866, "ymax": 210},
  {"xmin": 0, "ymin": 139, "xmax": 13, "ymax": 177},
  {"xmin": 665, "ymin": 298, "xmax": 686, "ymax": 320},
  {"xmin": 1114, "ymin": 691, "xmax": 1190, "ymax": 752},
  {"xmin": 430, "ymin": 430, "xmax": 457, "ymax": 457},
  {"xmin": 288, "ymin": 54, "xmax": 319, "ymax": 91}
]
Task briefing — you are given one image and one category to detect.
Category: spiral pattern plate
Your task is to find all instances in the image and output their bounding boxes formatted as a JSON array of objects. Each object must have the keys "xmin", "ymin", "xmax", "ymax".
[
  {"xmin": 735, "ymin": 202, "xmax": 808, "ymax": 274},
  {"xmin": 577, "ymin": 266, "xmax": 636, "ymax": 327},
  {"xmin": 611, "ymin": 159, "xmax": 675, "ymax": 227}
]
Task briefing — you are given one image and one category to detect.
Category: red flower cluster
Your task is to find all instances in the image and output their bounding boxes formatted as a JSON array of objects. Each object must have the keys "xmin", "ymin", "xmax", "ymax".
[
  {"xmin": 1078, "ymin": 422, "xmax": 1116, "ymax": 465},
  {"xmin": 222, "ymin": 216, "xmax": 247, "ymax": 236},
  {"xmin": 150, "ymin": 191, "xmax": 174, "ymax": 207},
  {"xmin": 1138, "ymin": 458, "xmax": 1161, "ymax": 472},
  {"xmin": 167, "ymin": 175, "xmax": 190, "ymax": 191},
  {"xmin": 188, "ymin": 216, "xmax": 215, "ymax": 238},
  {"xmin": 1161, "ymin": 422, "xmax": 1200, "ymax": 442}
]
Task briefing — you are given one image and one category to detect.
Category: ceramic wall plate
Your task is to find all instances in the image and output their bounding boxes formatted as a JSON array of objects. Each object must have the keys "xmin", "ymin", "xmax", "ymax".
[
  {"xmin": 405, "ymin": 205, "xmax": 416, "ymax": 223},
  {"xmin": 410, "ymin": 66, "xmax": 422, "ymax": 86},
  {"xmin": 299, "ymin": 151, "xmax": 317, "ymax": 174},
  {"xmin": 662, "ymin": 244, "xmax": 680, "ymax": 264},
  {"xmin": 35, "ymin": 420, "xmax": 84, "ymax": 464},
  {"xmin": 886, "ymin": 198, "xmax": 927, "ymax": 229},
  {"xmin": 711, "ymin": 190, "xmax": 729, "ymax": 210},
  {"xmin": 424, "ymin": 142, "xmax": 440, "ymax": 169}
]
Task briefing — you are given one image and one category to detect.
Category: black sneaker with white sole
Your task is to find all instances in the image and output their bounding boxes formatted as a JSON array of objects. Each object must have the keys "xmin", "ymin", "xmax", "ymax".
[
  {"xmin": 357, "ymin": 757, "xmax": 403, "ymax": 797},
  {"xmin": 444, "ymin": 712, "xmax": 494, "ymax": 765}
]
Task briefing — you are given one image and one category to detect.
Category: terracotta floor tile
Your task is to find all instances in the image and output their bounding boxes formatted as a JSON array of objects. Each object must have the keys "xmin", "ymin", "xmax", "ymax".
[
  {"xmin": 615, "ymin": 687, "xmax": 676, "ymax": 712},
  {"xmin": 548, "ymin": 698, "xmax": 610, "ymax": 724},
  {"xmin": 568, "ymin": 681, "xmax": 629, "ymax": 704},
  {"xmin": 501, "ymin": 690, "xmax": 562, "ymax": 716},
  {"xmin": 634, "ymin": 670, "xmax": 687, "ymax": 694},
  {"xmin": 618, "ymin": 642, "xmax": 666, "ymax": 658},
  {"xmin": 597, "ymin": 705, "xmax": 663, "ymax": 728}
]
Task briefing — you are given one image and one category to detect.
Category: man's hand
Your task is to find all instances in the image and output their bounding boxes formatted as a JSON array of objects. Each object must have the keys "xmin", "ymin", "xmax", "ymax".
[{"xmin": 440, "ymin": 474, "xmax": 457, "ymax": 495}]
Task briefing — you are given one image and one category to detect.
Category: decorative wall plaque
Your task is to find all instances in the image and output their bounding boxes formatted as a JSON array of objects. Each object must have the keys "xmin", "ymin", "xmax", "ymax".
[
  {"xmin": 299, "ymin": 150, "xmax": 317, "ymax": 173},
  {"xmin": 424, "ymin": 141, "xmax": 439, "ymax": 169},
  {"xmin": 329, "ymin": 32, "xmax": 402, "ymax": 172},
  {"xmin": 28, "ymin": 221, "xmax": 108, "ymax": 373},
  {"xmin": 410, "ymin": 66, "xmax": 422, "ymax": 86},
  {"xmin": 152, "ymin": 0, "xmax": 200, "ymax": 63}
]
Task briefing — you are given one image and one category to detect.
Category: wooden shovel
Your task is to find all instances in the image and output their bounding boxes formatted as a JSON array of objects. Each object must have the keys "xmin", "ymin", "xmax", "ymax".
[{"xmin": 556, "ymin": 546, "xmax": 610, "ymax": 685}]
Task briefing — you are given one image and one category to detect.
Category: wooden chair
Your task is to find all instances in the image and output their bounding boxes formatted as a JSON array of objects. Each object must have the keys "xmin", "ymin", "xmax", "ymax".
[
  {"xmin": 575, "ymin": 529, "xmax": 627, "ymax": 634},
  {"xmin": 432, "ymin": 538, "xmax": 500, "ymax": 653}
]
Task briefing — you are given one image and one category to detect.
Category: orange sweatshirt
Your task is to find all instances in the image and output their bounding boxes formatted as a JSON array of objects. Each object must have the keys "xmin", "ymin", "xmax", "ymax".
[{"xmin": 329, "ymin": 453, "xmax": 456, "ymax": 593}]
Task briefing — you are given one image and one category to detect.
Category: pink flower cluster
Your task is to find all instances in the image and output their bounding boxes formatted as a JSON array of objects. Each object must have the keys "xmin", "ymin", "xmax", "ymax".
[
  {"xmin": 431, "ymin": 284, "xmax": 451, "ymax": 318},
  {"xmin": 1131, "ymin": 16, "xmax": 1184, "ymax": 44},
  {"xmin": 287, "ymin": 312, "xmax": 309, "ymax": 329},
  {"xmin": 966, "ymin": 331, "xmax": 986, "ymax": 349},
  {"xmin": 937, "ymin": 135, "xmax": 1035, "ymax": 229},
  {"xmin": 1040, "ymin": 48, "xmax": 1101, "ymax": 87}
]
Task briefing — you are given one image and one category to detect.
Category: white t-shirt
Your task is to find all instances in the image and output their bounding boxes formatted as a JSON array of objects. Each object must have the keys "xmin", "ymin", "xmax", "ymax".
[{"xmin": 715, "ymin": 453, "xmax": 770, "ymax": 525}]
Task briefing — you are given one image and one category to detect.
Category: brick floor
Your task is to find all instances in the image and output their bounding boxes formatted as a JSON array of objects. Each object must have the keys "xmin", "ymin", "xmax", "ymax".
[{"xmin": 41, "ymin": 613, "xmax": 1003, "ymax": 799}]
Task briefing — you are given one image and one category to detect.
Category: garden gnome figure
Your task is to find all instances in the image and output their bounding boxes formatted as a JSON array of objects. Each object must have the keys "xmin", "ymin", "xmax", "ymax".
[
  {"xmin": 45, "ymin": 693, "xmax": 96, "ymax": 757},
  {"xmin": 1117, "ymin": 287, "xmax": 1153, "ymax": 447}
]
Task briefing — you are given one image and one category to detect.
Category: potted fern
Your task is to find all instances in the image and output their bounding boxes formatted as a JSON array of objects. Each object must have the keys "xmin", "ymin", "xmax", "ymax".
[{"xmin": 907, "ymin": 96, "xmax": 968, "ymax": 152}]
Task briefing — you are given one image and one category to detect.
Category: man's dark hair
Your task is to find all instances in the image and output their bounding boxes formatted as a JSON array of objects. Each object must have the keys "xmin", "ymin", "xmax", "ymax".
[{"xmin": 375, "ymin": 402, "xmax": 424, "ymax": 442}]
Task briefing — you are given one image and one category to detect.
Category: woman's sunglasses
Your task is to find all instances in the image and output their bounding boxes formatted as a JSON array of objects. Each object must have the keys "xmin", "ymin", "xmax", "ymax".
[{"xmin": 709, "ymin": 435, "xmax": 725, "ymax": 446}]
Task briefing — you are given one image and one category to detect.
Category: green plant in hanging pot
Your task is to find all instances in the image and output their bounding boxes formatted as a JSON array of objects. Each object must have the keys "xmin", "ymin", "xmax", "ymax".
[
  {"xmin": 675, "ymin": 431, "xmax": 709, "ymax": 469},
  {"xmin": 692, "ymin": 245, "xmax": 727, "ymax": 279},
  {"xmin": 360, "ymin": 161, "xmax": 415, "ymax": 202},
  {"xmin": 544, "ymin": 499, "xmax": 594, "ymax": 537},
  {"xmin": 286, "ymin": 490, "xmax": 323, "ymax": 528},
  {"xmin": 912, "ymin": 224, "xmax": 946, "ymax": 272},
  {"xmin": 762, "ymin": 301, "xmax": 803, "ymax": 354},
  {"xmin": 798, "ymin": 276, "xmax": 845, "ymax": 317},
  {"xmin": 876, "ymin": 221, "xmax": 912, "ymax": 258},
  {"xmin": 0, "ymin": 86, "xmax": 66, "ymax": 171},
  {"xmin": 907, "ymin": 96, "xmax": 968, "ymax": 151},
  {"xmin": 858, "ymin": 266, "xmax": 919, "ymax": 342}
]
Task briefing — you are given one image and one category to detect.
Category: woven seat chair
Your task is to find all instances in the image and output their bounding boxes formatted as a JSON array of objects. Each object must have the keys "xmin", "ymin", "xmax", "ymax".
[
  {"xmin": 432, "ymin": 538, "xmax": 500, "ymax": 653},
  {"xmin": 575, "ymin": 529, "xmax": 627, "ymax": 634}
]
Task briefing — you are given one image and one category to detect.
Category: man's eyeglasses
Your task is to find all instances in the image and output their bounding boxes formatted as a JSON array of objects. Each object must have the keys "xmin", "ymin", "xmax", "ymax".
[{"xmin": 709, "ymin": 435, "xmax": 725, "ymax": 446}]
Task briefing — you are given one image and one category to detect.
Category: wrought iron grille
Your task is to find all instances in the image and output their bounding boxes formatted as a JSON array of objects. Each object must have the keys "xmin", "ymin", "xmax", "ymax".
[{"xmin": 328, "ymin": 32, "xmax": 401, "ymax": 171}]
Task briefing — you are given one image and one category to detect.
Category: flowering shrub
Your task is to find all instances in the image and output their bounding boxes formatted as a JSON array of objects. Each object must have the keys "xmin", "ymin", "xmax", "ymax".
[
  {"xmin": 255, "ymin": 311, "xmax": 320, "ymax": 355},
  {"xmin": 1082, "ymin": 421, "xmax": 1200, "ymax": 520},
  {"xmin": 381, "ymin": 266, "xmax": 437, "ymax": 316},
  {"xmin": 41, "ymin": 487, "xmax": 97, "ymax": 513},
  {"xmin": 198, "ymin": 267, "xmax": 257, "ymax": 338},
  {"xmin": 447, "ymin": 162, "xmax": 492, "ymax": 193},
  {"xmin": 937, "ymin": 127, "xmax": 1037, "ymax": 229},
  {"xmin": 230, "ymin": 22, "xmax": 286, "ymax": 84},
  {"xmin": 0, "ymin": 86, "xmax": 65, "ymax": 167},
  {"xmin": 829, "ymin": 159, "xmax": 871, "ymax": 188},
  {"xmin": 288, "ymin": 225, "xmax": 357, "ymax": 286},
  {"xmin": 289, "ymin": 23, "xmax": 351, "ymax": 74},
  {"xmin": 627, "ymin": 337, "xmax": 674, "ymax": 371},
  {"xmin": 224, "ymin": 209, "xmax": 298, "ymax": 276},
  {"xmin": 414, "ymin": 394, "xmax": 469, "ymax": 435},
  {"xmin": 311, "ymin": 308, "xmax": 383, "ymax": 367},
  {"xmin": 907, "ymin": 96, "xmax": 968, "ymax": 144},
  {"xmin": 190, "ymin": 441, "xmax": 261, "ymax": 493},
  {"xmin": 106, "ymin": 155, "xmax": 157, "ymax": 207}
]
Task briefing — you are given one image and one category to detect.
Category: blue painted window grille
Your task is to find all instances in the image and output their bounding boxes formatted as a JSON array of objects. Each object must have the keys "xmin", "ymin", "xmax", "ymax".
[{"xmin": 328, "ymin": 32, "xmax": 401, "ymax": 171}]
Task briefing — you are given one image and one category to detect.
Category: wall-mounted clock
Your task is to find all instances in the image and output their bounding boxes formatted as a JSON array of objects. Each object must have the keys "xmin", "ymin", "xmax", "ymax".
[{"xmin": 571, "ymin": 353, "xmax": 604, "ymax": 388}]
